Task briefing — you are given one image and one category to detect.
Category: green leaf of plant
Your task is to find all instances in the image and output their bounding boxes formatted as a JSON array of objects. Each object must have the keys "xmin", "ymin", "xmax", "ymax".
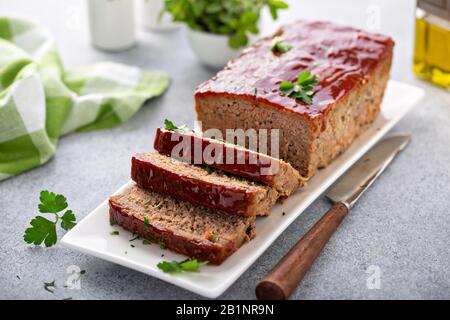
[
  {"xmin": 157, "ymin": 258, "xmax": 205, "ymax": 274},
  {"xmin": 179, "ymin": 259, "xmax": 203, "ymax": 272},
  {"xmin": 24, "ymin": 216, "xmax": 57, "ymax": 247},
  {"xmin": 279, "ymin": 71, "xmax": 318, "ymax": 104},
  {"xmin": 38, "ymin": 190, "xmax": 68, "ymax": 214},
  {"xmin": 164, "ymin": 119, "xmax": 178, "ymax": 131},
  {"xmin": 60, "ymin": 210, "xmax": 77, "ymax": 231},
  {"xmin": 296, "ymin": 71, "xmax": 312, "ymax": 84},
  {"xmin": 270, "ymin": 37, "xmax": 293, "ymax": 54},
  {"xmin": 157, "ymin": 260, "xmax": 182, "ymax": 273},
  {"xmin": 164, "ymin": 0, "xmax": 288, "ymax": 49},
  {"xmin": 229, "ymin": 30, "xmax": 248, "ymax": 49}
]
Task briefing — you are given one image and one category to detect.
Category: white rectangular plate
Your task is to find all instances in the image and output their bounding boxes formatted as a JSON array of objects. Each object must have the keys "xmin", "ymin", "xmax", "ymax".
[{"xmin": 61, "ymin": 80, "xmax": 425, "ymax": 298}]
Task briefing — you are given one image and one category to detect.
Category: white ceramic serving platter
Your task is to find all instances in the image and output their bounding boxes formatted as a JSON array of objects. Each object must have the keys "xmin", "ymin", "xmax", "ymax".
[{"xmin": 61, "ymin": 80, "xmax": 425, "ymax": 298}]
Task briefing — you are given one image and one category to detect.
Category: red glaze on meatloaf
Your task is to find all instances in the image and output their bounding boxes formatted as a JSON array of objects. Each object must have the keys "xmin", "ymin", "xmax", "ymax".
[
  {"xmin": 109, "ymin": 185, "xmax": 255, "ymax": 264},
  {"xmin": 131, "ymin": 152, "xmax": 278, "ymax": 216},
  {"xmin": 153, "ymin": 128, "xmax": 303, "ymax": 194},
  {"xmin": 195, "ymin": 20, "xmax": 394, "ymax": 123}
]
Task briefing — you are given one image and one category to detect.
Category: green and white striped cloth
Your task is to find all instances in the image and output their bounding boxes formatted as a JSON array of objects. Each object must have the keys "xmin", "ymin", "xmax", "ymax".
[{"xmin": 0, "ymin": 16, "xmax": 170, "ymax": 181}]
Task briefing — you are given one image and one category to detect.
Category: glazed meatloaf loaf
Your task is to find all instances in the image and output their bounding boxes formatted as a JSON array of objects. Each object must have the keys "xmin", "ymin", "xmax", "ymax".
[
  {"xmin": 132, "ymin": 152, "xmax": 278, "ymax": 216},
  {"xmin": 109, "ymin": 184, "xmax": 256, "ymax": 265},
  {"xmin": 153, "ymin": 127, "xmax": 303, "ymax": 195},
  {"xmin": 195, "ymin": 21, "xmax": 394, "ymax": 179}
]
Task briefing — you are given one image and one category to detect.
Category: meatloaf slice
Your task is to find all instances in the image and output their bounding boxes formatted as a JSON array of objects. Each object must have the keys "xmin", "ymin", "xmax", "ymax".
[
  {"xmin": 195, "ymin": 21, "xmax": 394, "ymax": 180},
  {"xmin": 132, "ymin": 152, "xmax": 278, "ymax": 216},
  {"xmin": 153, "ymin": 127, "xmax": 303, "ymax": 195},
  {"xmin": 109, "ymin": 184, "xmax": 256, "ymax": 265}
]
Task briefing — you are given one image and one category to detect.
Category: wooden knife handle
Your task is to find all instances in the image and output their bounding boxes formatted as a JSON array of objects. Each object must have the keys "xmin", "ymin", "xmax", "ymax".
[{"xmin": 255, "ymin": 202, "xmax": 349, "ymax": 300}]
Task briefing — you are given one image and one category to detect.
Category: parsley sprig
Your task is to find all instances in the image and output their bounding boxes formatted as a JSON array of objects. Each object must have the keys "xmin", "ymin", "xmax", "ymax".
[
  {"xmin": 270, "ymin": 37, "xmax": 293, "ymax": 54},
  {"xmin": 157, "ymin": 258, "xmax": 206, "ymax": 274},
  {"xmin": 164, "ymin": 0, "xmax": 289, "ymax": 49},
  {"xmin": 279, "ymin": 71, "xmax": 318, "ymax": 104},
  {"xmin": 24, "ymin": 191, "xmax": 77, "ymax": 247},
  {"xmin": 164, "ymin": 119, "xmax": 193, "ymax": 133}
]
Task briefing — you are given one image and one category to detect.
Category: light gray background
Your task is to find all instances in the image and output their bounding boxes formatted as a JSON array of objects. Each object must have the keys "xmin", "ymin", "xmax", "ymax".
[{"xmin": 0, "ymin": 0, "xmax": 449, "ymax": 300}]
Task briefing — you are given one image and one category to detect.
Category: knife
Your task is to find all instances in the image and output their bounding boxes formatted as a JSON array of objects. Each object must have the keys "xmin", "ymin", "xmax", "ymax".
[{"xmin": 255, "ymin": 134, "xmax": 411, "ymax": 300}]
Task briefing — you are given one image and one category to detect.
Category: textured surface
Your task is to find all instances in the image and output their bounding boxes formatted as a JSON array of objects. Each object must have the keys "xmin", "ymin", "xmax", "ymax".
[{"xmin": 0, "ymin": 0, "xmax": 449, "ymax": 300}]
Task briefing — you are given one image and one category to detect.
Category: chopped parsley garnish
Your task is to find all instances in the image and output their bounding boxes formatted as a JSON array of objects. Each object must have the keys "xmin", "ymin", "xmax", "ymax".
[
  {"xmin": 142, "ymin": 239, "xmax": 151, "ymax": 245},
  {"xmin": 270, "ymin": 37, "xmax": 293, "ymax": 54},
  {"xmin": 109, "ymin": 218, "xmax": 117, "ymax": 226},
  {"xmin": 143, "ymin": 217, "xmax": 150, "ymax": 228},
  {"xmin": 157, "ymin": 259, "xmax": 206, "ymax": 274},
  {"xmin": 164, "ymin": 119, "xmax": 192, "ymax": 133},
  {"xmin": 129, "ymin": 235, "xmax": 141, "ymax": 242},
  {"xmin": 279, "ymin": 71, "xmax": 318, "ymax": 104},
  {"xmin": 24, "ymin": 191, "xmax": 77, "ymax": 247},
  {"xmin": 110, "ymin": 231, "xmax": 119, "ymax": 236},
  {"xmin": 204, "ymin": 166, "xmax": 213, "ymax": 175},
  {"xmin": 44, "ymin": 280, "xmax": 56, "ymax": 293}
]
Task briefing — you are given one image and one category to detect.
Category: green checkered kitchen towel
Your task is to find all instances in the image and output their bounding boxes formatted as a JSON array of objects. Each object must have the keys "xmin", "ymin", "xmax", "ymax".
[{"xmin": 0, "ymin": 16, "xmax": 170, "ymax": 181}]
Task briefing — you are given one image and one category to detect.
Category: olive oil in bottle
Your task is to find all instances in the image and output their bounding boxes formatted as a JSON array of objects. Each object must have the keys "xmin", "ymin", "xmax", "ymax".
[{"xmin": 414, "ymin": 0, "xmax": 450, "ymax": 89}]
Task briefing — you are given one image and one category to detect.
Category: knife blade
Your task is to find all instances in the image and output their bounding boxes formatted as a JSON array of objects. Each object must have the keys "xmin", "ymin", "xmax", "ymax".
[
  {"xmin": 256, "ymin": 134, "xmax": 411, "ymax": 300},
  {"xmin": 326, "ymin": 134, "xmax": 411, "ymax": 208}
]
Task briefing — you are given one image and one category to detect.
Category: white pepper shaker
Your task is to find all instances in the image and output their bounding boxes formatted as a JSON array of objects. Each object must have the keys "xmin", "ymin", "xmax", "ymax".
[{"xmin": 87, "ymin": 0, "xmax": 136, "ymax": 51}]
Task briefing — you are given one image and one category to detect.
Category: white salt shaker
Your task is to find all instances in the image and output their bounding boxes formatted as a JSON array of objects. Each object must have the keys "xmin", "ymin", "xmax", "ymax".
[
  {"xmin": 140, "ymin": 0, "xmax": 178, "ymax": 31},
  {"xmin": 87, "ymin": 0, "xmax": 136, "ymax": 51}
]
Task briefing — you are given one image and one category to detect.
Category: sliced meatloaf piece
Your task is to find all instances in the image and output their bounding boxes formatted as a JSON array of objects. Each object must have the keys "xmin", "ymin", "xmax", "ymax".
[
  {"xmin": 109, "ymin": 184, "xmax": 256, "ymax": 265},
  {"xmin": 195, "ymin": 21, "xmax": 394, "ymax": 180},
  {"xmin": 131, "ymin": 152, "xmax": 278, "ymax": 216},
  {"xmin": 153, "ymin": 127, "xmax": 303, "ymax": 196}
]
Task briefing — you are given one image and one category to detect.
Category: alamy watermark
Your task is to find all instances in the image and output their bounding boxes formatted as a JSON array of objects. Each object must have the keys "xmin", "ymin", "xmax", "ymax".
[
  {"xmin": 366, "ymin": 265, "xmax": 382, "ymax": 289},
  {"xmin": 168, "ymin": 123, "xmax": 281, "ymax": 176}
]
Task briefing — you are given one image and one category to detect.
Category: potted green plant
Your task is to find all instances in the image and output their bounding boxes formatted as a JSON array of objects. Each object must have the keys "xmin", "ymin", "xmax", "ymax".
[{"xmin": 164, "ymin": 0, "xmax": 289, "ymax": 69}]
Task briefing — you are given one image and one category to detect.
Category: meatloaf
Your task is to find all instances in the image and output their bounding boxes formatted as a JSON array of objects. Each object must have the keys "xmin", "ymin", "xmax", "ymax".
[
  {"xmin": 132, "ymin": 152, "xmax": 278, "ymax": 216},
  {"xmin": 195, "ymin": 21, "xmax": 394, "ymax": 179},
  {"xmin": 153, "ymin": 127, "xmax": 303, "ymax": 195},
  {"xmin": 109, "ymin": 184, "xmax": 256, "ymax": 265}
]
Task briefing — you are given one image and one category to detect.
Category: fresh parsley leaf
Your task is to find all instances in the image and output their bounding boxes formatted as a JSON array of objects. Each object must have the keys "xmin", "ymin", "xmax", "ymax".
[
  {"xmin": 268, "ymin": 0, "xmax": 289, "ymax": 19},
  {"xmin": 24, "ymin": 216, "xmax": 57, "ymax": 247},
  {"xmin": 60, "ymin": 210, "xmax": 76, "ymax": 231},
  {"xmin": 204, "ymin": 166, "xmax": 213, "ymax": 175},
  {"xmin": 279, "ymin": 71, "xmax": 318, "ymax": 104},
  {"xmin": 157, "ymin": 260, "xmax": 181, "ymax": 273},
  {"xmin": 179, "ymin": 259, "xmax": 203, "ymax": 272},
  {"xmin": 164, "ymin": 119, "xmax": 178, "ymax": 131},
  {"xmin": 164, "ymin": 119, "xmax": 192, "ymax": 133},
  {"xmin": 270, "ymin": 37, "xmax": 293, "ymax": 54},
  {"xmin": 143, "ymin": 217, "xmax": 150, "ymax": 228},
  {"xmin": 164, "ymin": 0, "xmax": 288, "ymax": 49},
  {"xmin": 110, "ymin": 218, "xmax": 117, "ymax": 226},
  {"xmin": 110, "ymin": 231, "xmax": 119, "ymax": 236},
  {"xmin": 38, "ymin": 190, "xmax": 68, "ymax": 213},
  {"xmin": 157, "ymin": 258, "xmax": 205, "ymax": 274},
  {"xmin": 24, "ymin": 191, "xmax": 77, "ymax": 248}
]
